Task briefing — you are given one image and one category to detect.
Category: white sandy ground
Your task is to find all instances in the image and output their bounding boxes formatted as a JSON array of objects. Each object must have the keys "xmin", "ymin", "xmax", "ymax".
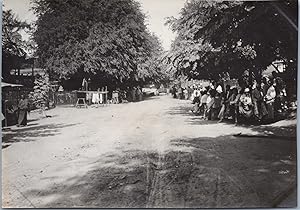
[{"xmin": 2, "ymin": 95, "xmax": 297, "ymax": 208}]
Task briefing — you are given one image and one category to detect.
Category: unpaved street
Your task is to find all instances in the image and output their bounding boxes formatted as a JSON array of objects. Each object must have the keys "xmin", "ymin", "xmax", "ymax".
[{"xmin": 2, "ymin": 95, "xmax": 297, "ymax": 208}]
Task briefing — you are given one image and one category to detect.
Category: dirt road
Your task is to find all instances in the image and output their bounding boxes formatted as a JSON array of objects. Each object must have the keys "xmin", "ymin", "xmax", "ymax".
[{"xmin": 2, "ymin": 95, "xmax": 297, "ymax": 208}]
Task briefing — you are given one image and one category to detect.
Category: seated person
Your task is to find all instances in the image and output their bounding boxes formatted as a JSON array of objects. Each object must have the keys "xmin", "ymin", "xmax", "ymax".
[
  {"xmin": 238, "ymin": 88, "xmax": 253, "ymax": 120},
  {"xmin": 205, "ymin": 89, "xmax": 217, "ymax": 120}
]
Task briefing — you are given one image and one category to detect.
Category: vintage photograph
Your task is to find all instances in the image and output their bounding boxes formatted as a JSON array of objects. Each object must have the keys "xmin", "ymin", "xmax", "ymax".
[{"xmin": 1, "ymin": 0, "xmax": 298, "ymax": 208}]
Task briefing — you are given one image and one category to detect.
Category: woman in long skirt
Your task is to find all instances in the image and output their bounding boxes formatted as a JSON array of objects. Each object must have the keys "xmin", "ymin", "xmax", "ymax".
[{"xmin": 17, "ymin": 95, "xmax": 29, "ymax": 127}]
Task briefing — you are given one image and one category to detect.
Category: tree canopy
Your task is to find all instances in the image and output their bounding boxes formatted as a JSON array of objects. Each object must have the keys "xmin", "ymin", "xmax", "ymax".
[
  {"xmin": 32, "ymin": 0, "xmax": 166, "ymax": 88},
  {"xmin": 166, "ymin": 0, "xmax": 297, "ymax": 85},
  {"xmin": 2, "ymin": 9, "xmax": 30, "ymax": 79}
]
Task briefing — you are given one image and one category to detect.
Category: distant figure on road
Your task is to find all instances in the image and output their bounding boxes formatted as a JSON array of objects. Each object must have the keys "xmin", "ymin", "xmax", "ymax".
[
  {"xmin": 131, "ymin": 87, "xmax": 136, "ymax": 102},
  {"xmin": 136, "ymin": 87, "xmax": 143, "ymax": 101},
  {"xmin": 172, "ymin": 86, "xmax": 177, "ymax": 98},
  {"xmin": 187, "ymin": 86, "xmax": 193, "ymax": 100},
  {"xmin": 183, "ymin": 88, "xmax": 189, "ymax": 100},
  {"xmin": 177, "ymin": 87, "xmax": 182, "ymax": 99},
  {"xmin": 17, "ymin": 95, "xmax": 29, "ymax": 127},
  {"xmin": 82, "ymin": 78, "xmax": 88, "ymax": 91},
  {"xmin": 191, "ymin": 90, "xmax": 201, "ymax": 114}
]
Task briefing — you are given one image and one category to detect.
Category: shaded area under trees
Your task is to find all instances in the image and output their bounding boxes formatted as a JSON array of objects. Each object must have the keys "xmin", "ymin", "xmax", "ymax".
[{"xmin": 165, "ymin": 0, "xmax": 297, "ymax": 97}]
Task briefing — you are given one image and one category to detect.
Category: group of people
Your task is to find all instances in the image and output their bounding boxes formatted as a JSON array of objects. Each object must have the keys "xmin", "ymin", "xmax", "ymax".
[
  {"xmin": 2, "ymin": 94, "xmax": 29, "ymax": 127},
  {"xmin": 171, "ymin": 86, "xmax": 194, "ymax": 100},
  {"xmin": 111, "ymin": 86, "xmax": 143, "ymax": 104},
  {"xmin": 172, "ymin": 73, "xmax": 288, "ymax": 124}
]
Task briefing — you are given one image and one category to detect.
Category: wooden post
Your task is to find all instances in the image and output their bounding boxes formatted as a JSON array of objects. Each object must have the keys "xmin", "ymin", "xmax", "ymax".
[
  {"xmin": 32, "ymin": 58, "xmax": 34, "ymax": 84},
  {"xmin": 105, "ymin": 86, "xmax": 108, "ymax": 105}
]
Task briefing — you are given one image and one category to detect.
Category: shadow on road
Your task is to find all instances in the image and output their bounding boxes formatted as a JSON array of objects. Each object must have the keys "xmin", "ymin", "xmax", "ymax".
[
  {"xmin": 249, "ymin": 125, "xmax": 296, "ymax": 140},
  {"xmin": 166, "ymin": 105, "xmax": 193, "ymax": 117},
  {"xmin": 142, "ymin": 95, "xmax": 161, "ymax": 101},
  {"xmin": 166, "ymin": 105, "xmax": 226, "ymax": 125},
  {"xmin": 4, "ymin": 97, "xmax": 296, "ymax": 207},
  {"xmin": 166, "ymin": 103, "xmax": 297, "ymax": 137},
  {"xmin": 23, "ymin": 133, "xmax": 296, "ymax": 208},
  {"xmin": 2, "ymin": 123, "xmax": 79, "ymax": 149}
]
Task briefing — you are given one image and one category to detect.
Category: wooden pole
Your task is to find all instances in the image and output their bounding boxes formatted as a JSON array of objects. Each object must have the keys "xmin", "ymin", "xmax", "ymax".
[{"xmin": 32, "ymin": 58, "xmax": 34, "ymax": 84}]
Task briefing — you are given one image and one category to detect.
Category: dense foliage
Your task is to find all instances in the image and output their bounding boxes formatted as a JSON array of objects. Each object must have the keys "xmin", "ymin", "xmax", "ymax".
[
  {"xmin": 32, "ymin": 0, "xmax": 166, "ymax": 88},
  {"xmin": 166, "ymin": 0, "xmax": 297, "ymax": 85},
  {"xmin": 28, "ymin": 73, "xmax": 50, "ymax": 110},
  {"xmin": 2, "ymin": 10, "xmax": 30, "ymax": 79}
]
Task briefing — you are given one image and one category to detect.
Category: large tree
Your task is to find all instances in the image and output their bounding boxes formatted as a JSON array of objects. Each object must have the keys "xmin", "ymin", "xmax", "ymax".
[
  {"xmin": 2, "ymin": 9, "xmax": 30, "ymax": 79},
  {"xmin": 166, "ymin": 0, "xmax": 297, "ymax": 88},
  {"xmin": 32, "ymin": 0, "xmax": 164, "ymax": 88}
]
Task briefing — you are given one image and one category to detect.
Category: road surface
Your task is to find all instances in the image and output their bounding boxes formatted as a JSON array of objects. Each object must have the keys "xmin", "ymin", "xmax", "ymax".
[{"xmin": 2, "ymin": 95, "xmax": 297, "ymax": 208}]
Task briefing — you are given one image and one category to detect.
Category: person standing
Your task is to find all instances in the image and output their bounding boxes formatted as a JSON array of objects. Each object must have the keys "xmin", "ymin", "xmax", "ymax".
[
  {"xmin": 200, "ymin": 90, "xmax": 208, "ymax": 118},
  {"xmin": 136, "ymin": 86, "xmax": 143, "ymax": 101},
  {"xmin": 172, "ymin": 86, "xmax": 177, "ymax": 98},
  {"xmin": 131, "ymin": 87, "xmax": 136, "ymax": 102},
  {"xmin": 82, "ymin": 78, "xmax": 88, "ymax": 91},
  {"xmin": 191, "ymin": 91, "xmax": 201, "ymax": 114},
  {"xmin": 228, "ymin": 88, "xmax": 238, "ymax": 120},
  {"xmin": 177, "ymin": 86, "xmax": 183, "ymax": 99},
  {"xmin": 252, "ymin": 81, "xmax": 268, "ymax": 122},
  {"xmin": 261, "ymin": 77, "xmax": 269, "ymax": 96},
  {"xmin": 205, "ymin": 89, "xmax": 216, "ymax": 120},
  {"xmin": 265, "ymin": 80, "xmax": 277, "ymax": 122},
  {"xmin": 183, "ymin": 88, "xmax": 189, "ymax": 100},
  {"xmin": 17, "ymin": 95, "xmax": 29, "ymax": 127},
  {"xmin": 139, "ymin": 87, "xmax": 143, "ymax": 101},
  {"xmin": 187, "ymin": 86, "xmax": 193, "ymax": 100}
]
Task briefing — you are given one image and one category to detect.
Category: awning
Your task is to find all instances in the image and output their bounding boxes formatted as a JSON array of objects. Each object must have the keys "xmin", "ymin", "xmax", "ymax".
[{"xmin": 1, "ymin": 82, "xmax": 23, "ymax": 88}]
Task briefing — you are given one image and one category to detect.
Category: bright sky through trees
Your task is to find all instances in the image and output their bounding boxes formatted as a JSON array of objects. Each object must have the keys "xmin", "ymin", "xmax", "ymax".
[{"xmin": 3, "ymin": 0, "xmax": 185, "ymax": 50}]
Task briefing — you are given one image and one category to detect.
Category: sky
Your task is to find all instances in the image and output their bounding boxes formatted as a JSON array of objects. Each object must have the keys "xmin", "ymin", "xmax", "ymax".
[{"xmin": 3, "ymin": 0, "xmax": 186, "ymax": 50}]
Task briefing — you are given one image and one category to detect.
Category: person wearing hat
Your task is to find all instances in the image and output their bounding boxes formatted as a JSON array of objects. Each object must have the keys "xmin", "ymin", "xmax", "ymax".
[{"xmin": 238, "ymin": 87, "xmax": 253, "ymax": 121}]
